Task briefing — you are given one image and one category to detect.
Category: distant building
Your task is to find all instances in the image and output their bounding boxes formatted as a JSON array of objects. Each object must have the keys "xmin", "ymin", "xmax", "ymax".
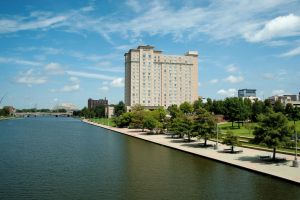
[
  {"xmin": 268, "ymin": 92, "xmax": 300, "ymax": 107},
  {"xmin": 53, "ymin": 103, "xmax": 78, "ymax": 111},
  {"xmin": 105, "ymin": 106, "xmax": 115, "ymax": 118},
  {"xmin": 124, "ymin": 45, "xmax": 198, "ymax": 108},
  {"xmin": 5, "ymin": 106, "xmax": 16, "ymax": 116},
  {"xmin": 87, "ymin": 97, "xmax": 115, "ymax": 118},
  {"xmin": 88, "ymin": 98, "xmax": 108, "ymax": 109},
  {"xmin": 238, "ymin": 89, "xmax": 256, "ymax": 98}
]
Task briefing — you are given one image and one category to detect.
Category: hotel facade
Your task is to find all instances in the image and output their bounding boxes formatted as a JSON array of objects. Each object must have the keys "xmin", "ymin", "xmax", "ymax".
[{"xmin": 124, "ymin": 45, "xmax": 198, "ymax": 108}]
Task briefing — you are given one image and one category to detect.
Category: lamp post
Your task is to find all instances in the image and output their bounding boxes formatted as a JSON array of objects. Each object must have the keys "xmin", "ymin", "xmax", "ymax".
[
  {"xmin": 293, "ymin": 121, "xmax": 299, "ymax": 167},
  {"xmin": 293, "ymin": 125, "xmax": 299, "ymax": 167},
  {"xmin": 214, "ymin": 123, "xmax": 219, "ymax": 150}
]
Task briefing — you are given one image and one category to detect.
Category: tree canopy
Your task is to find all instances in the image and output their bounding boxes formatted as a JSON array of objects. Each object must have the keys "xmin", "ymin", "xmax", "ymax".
[{"xmin": 253, "ymin": 112, "xmax": 293, "ymax": 160}]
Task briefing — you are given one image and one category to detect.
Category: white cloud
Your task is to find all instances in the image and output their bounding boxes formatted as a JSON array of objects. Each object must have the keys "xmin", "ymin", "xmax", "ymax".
[
  {"xmin": 280, "ymin": 46, "xmax": 300, "ymax": 57},
  {"xmin": 226, "ymin": 64, "xmax": 238, "ymax": 73},
  {"xmin": 262, "ymin": 73, "xmax": 275, "ymax": 80},
  {"xmin": 111, "ymin": 78, "xmax": 124, "ymax": 87},
  {"xmin": 217, "ymin": 89, "xmax": 237, "ymax": 97},
  {"xmin": 209, "ymin": 79, "xmax": 219, "ymax": 84},
  {"xmin": 244, "ymin": 14, "xmax": 300, "ymax": 42},
  {"xmin": 66, "ymin": 70, "xmax": 117, "ymax": 81},
  {"xmin": 44, "ymin": 62, "xmax": 64, "ymax": 74},
  {"xmin": 272, "ymin": 89, "xmax": 285, "ymax": 95},
  {"xmin": 0, "ymin": 14, "xmax": 67, "ymax": 34},
  {"xmin": 60, "ymin": 84, "xmax": 80, "ymax": 92},
  {"xmin": 114, "ymin": 44, "xmax": 132, "ymax": 51},
  {"xmin": 100, "ymin": 86, "xmax": 109, "ymax": 91},
  {"xmin": 126, "ymin": 0, "xmax": 142, "ymax": 12},
  {"xmin": 0, "ymin": 1, "xmax": 297, "ymax": 45},
  {"xmin": 69, "ymin": 76, "xmax": 79, "ymax": 83},
  {"xmin": 0, "ymin": 56, "xmax": 42, "ymax": 66},
  {"xmin": 224, "ymin": 75, "xmax": 244, "ymax": 83},
  {"xmin": 15, "ymin": 69, "xmax": 47, "ymax": 86},
  {"xmin": 51, "ymin": 84, "xmax": 80, "ymax": 92}
]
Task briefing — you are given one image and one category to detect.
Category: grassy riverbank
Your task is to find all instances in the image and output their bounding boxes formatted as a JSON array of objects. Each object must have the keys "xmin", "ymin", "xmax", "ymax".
[
  {"xmin": 0, "ymin": 116, "xmax": 16, "ymax": 120},
  {"xmin": 89, "ymin": 118, "xmax": 116, "ymax": 127}
]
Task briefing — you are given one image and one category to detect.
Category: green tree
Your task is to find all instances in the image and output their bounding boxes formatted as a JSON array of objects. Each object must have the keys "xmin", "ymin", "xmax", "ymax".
[
  {"xmin": 167, "ymin": 104, "xmax": 181, "ymax": 119},
  {"xmin": 169, "ymin": 113, "xmax": 193, "ymax": 140},
  {"xmin": 224, "ymin": 97, "xmax": 250, "ymax": 128},
  {"xmin": 204, "ymin": 98, "xmax": 213, "ymax": 112},
  {"xmin": 114, "ymin": 112, "xmax": 134, "ymax": 128},
  {"xmin": 0, "ymin": 107, "xmax": 10, "ymax": 116},
  {"xmin": 284, "ymin": 103, "xmax": 294, "ymax": 117},
  {"xmin": 253, "ymin": 112, "xmax": 293, "ymax": 161},
  {"xmin": 251, "ymin": 99, "xmax": 264, "ymax": 122},
  {"xmin": 193, "ymin": 108, "xmax": 216, "ymax": 146},
  {"xmin": 151, "ymin": 108, "xmax": 167, "ymax": 133},
  {"xmin": 263, "ymin": 99, "xmax": 273, "ymax": 113},
  {"xmin": 223, "ymin": 131, "xmax": 240, "ymax": 153},
  {"xmin": 114, "ymin": 101, "xmax": 126, "ymax": 117},
  {"xmin": 131, "ymin": 110, "xmax": 147, "ymax": 130},
  {"xmin": 212, "ymin": 100, "xmax": 225, "ymax": 115},
  {"xmin": 94, "ymin": 105, "xmax": 106, "ymax": 118},
  {"xmin": 179, "ymin": 101, "xmax": 193, "ymax": 114},
  {"xmin": 193, "ymin": 98, "xmax": 203, "ymax": 111},
  {"xmin": 273, "ymin": 100, "xmax": 284, "ymax": 113},
  {"xmin": 143, "ymin": 115, "xmax": 158, "ymax": 133}
]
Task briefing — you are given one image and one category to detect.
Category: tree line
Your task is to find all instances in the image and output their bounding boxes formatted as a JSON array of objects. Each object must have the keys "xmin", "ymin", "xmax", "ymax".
[
  {"xmin": 112, "ymin": 98, "xmax": 300, "ymax": 161},
  {"xmin": 73, "ymin": 101, "xmax": 126, "ymax": 118}
]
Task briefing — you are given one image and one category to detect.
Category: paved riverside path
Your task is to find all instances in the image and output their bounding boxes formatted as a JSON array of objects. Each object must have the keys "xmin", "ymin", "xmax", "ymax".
[{"xmin": 83, "ymin": 119, "xmax": 300, "ymax": 184}]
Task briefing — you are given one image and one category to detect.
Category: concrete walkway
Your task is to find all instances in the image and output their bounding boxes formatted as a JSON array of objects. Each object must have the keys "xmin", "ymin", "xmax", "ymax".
[{"xmin": 83, "ymin": 119, "xmax": 300, "ymax": 184}]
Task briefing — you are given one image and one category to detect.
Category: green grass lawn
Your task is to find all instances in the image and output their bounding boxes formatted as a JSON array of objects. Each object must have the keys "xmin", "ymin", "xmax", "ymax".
[
  {"xmin": 218, "ymin": 122, "xmax": 256, "ymax": 137},
  {"xmin": 89, "ymin": 118, "xmax": 116, "ymax": 127},
  {"xmin": 218, "ymin": 120, "xmax": 300, "ymax": 138}
]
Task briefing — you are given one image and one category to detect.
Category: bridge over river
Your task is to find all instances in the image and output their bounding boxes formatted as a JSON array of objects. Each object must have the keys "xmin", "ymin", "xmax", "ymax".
[{"xmin": 15, "ymin": 112, "xmax": 73, "ymax": 117}]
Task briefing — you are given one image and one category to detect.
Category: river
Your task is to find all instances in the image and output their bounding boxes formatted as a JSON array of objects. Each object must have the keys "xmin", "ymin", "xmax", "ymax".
[{"xmin": 0, "ymin": 117, "xmax": 299, "ymax": 200}]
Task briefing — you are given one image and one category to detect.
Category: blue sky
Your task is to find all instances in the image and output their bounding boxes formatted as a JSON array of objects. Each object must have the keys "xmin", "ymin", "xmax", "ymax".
[{"xmin": 0, "ymin": 0, "xmax": 300, "ymax": 109}]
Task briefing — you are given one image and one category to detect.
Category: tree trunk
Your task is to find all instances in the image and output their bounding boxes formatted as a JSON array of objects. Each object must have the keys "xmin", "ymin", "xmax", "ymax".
[
  {"xmin": 204, "ymin": 138, "xmax": 207, "ymax": 147},
  {"xmin": 232, "ymin": 121, "xmax": 233, "ymax": 127},
  {"xmin": 238, "ymin": 121, "xmax": 240, "ymax": 129},
  {"xmin": 231, "ymin": 145, "xmax": 234, "ymax": 153},
  {"xmin": 272, "ymin": 148, "xmax": 276, "ymax": 161},
  {"xmin": 188, "ymin": 132, "xmax": 191, "ymax": 142}
]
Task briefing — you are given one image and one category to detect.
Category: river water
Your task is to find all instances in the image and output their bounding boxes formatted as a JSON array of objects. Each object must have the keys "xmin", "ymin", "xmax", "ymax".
[{"xmin": 0, "ymin": 117, "xmax": 299, "ymax": 200}]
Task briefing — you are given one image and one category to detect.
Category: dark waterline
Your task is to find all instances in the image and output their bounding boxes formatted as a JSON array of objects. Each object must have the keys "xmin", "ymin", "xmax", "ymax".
[{"xmin": 0, "ymin": 117, "xmax": 299, "ymax": 200}]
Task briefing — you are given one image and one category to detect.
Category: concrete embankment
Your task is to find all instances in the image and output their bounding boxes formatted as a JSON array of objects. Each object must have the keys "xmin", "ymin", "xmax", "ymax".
[{"xmin": 82, "ymin": 119, "xmax": 300, "ymax": 185}]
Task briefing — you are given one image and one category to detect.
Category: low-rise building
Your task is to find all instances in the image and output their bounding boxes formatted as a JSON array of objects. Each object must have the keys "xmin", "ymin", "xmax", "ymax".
[
  {"xmin": 88, "ymin": 98, "xmax": 108, "ymax": 109},
  {"xmin": 87, "ymin": 97, "xmax": 115, "ymax": 118},
  {"xmin": 268, "ymin": 92, "xmax": 300, "ymax": 107}
]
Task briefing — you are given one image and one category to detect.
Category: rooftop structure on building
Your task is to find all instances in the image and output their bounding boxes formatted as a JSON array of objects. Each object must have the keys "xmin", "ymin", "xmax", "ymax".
[{"xmin": 124, "ymin": 45, "xmax": 198, "ymax": 108}]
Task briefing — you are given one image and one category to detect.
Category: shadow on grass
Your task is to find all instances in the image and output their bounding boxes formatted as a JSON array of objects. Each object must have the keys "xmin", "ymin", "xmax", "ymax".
[{"xmin": 237, "ymin": 156, "xmax": 288, "ymax": 165}]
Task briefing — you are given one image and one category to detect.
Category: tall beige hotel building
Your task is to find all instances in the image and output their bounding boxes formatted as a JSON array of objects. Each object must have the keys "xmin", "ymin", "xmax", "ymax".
[{"xmin": 124, "ymin": 45, "xmax": 198, "ymax": 108}]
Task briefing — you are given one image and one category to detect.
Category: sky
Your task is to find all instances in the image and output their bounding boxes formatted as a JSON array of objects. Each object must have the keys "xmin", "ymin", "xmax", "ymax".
[{"xmin": 0, "ymin": 0, "xmax": 300, "ymax": 109}]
